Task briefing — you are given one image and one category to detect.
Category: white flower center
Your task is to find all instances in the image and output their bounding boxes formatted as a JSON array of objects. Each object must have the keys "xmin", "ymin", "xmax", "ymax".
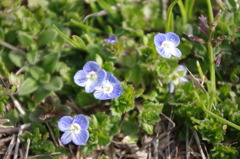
[
  {"xmin": 87, "ymin": 71, "xmax": 97, "ymax": 81},
  {"xmin": 102, "ymin": 82, "xmax": 113, "ymax": 94},
  {"xmin": 70, "ymin": 123, "xmax": 81, "ymax": 134},
  {"xmin": 161, "ymin": 41, "xmax": 174, "ymax": 49}
]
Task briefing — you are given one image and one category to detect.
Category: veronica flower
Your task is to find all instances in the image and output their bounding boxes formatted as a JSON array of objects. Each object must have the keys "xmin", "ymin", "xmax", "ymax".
[
  {"xmin": 154, "ymin": 32, "xmax": 182, "ymax": 58},
  {"xmin": 168, "ymin": 65, "xmax": 188, "ymax": 93},
  {"xmin": 74, "ymin": 61, "xmax": 106, "ymax": 93},
  {"xmin": 93, "ymin": 72, "xmax": 123, "ymax": 100},
  {"xmin": 106, "ymin": 36, "xmax": 118, "ymax": 44},
  {"xmin": 58, "ymin": 114, "xmax": 89, "ymax": 145}
]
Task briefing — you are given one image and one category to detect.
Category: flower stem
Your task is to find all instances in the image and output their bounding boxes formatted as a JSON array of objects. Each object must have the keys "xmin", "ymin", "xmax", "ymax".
[
  {"xmin": 187, "ymin": 0, "xmax": 195, "ymax": 19},
  {"xmin": 166, "ymin": 0, "xmax": 180, "ymax": 32},
  {"xmin": 204, "ymin": 108, "xmax": 240, "ymax": 131},
  {"xmin": 177, "ymin": 0, "xmax": 187, "ymax": 26},
  {"xmin": 206, "ymin": 0, "xmax": 214, "ymax": 24},
  {"xmin": 206, "ymin": 0, "xmax": 216, "ymax": 94},
  {"xmin": 208, "ymin": 41, "xmax": 216, "ymax": 93}
]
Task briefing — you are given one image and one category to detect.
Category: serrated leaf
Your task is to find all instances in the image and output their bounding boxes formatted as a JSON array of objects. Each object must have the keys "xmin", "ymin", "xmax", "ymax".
[
  {"xmin": 102, "ymin": 61, "xmax": 115, "ymax": 72},
  {"xmin": 43, "ymin": 76, "xmax": 63, "ymax": 91},
  {"xmin": 110, "ymin": 83, "xmax": 135, "ymax": 115},
  {"xmin": 18, "ymin": 77, "xmax": 39, "ymax": 95},
  {"xmin": 142, "ymin": 123, "xmax": 153, "ymax": 135}
]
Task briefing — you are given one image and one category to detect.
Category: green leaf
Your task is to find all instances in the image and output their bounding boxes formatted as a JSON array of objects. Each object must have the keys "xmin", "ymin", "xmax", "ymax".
[
  {"xmin": 122, "ymin": 121, "xmax": 139, "ymax": 135},
  {"xmin": 110, "ymin": 83, "xmax": 135, "ymax": 115},
  {"xmin": 125, "ymin": 65, "xmax": 143, "ymax": 86},
  {"xmin": 9, "ymin": 73, "xmax": 23, "ymax": 86},
  {"xmin": 72, "ymin": 35, "xmax": 86, "ymax": 50},
  {"xmin": 32, "ymin": 88, "xmax": 51, "ymax": 105},
  {"xmin": 18, "ymin": 77, "xmax": 39, "ymax": 95},
  {"xmin": 0, "ymin": 28, "xmax": 4, "ymax": 53},
  {"xmin": 43, "ymin": 76, "xmax": 63, "ymax": 91},
  {"xmin": 18, "ymin": 31, "xmax": 35, "ymax": 46},
  {"xmin": 30, "ymin": 67, "xmax": 44, "ymax": 80},
  {"xmin": 193, "ymin": 118, "xmax": 226, "ymax": 144},
  {"xmin": 42, "ymin": 53, "xmax": 59, "ymax": 73},
  {"xmin": 26, "ymin": 51, "xmax": 38, "ymax": 64},
  {"xmin": 95, "ymin": 54, "xmax": 103, "ymax": 66},
  {"xmin": 75, "ymin": 92, "xmax": 97, "ymax": 107},
  {"xmin": 210, "ymin": 145, "xmax": 239, "ymax": 159},
  {"xmin": 39, "ymin": 73, "xmax": 50, "ymax": 84},
  {"xmin": 37, "ymin": 29, "xmax": 57, "ymax": 46},
  {"xmin": 70, "ymin": 19, "xmax": 102, "ymax": 33},
  {"xmin": 53, "ymin": 25, "xmax": 86, "ymax": 50},
  {"xmin": 139, "ymin": 102, "xmax": 163, "ymax": 125},
  {"xmin": 97, "ymin": 0, "xmax": 115, "ymax": 14},
  {"xmin": 4, "ymin": 109, "xmax": 20, "ymax": 125},
  {"xmin": 142, "ymin": 123, "xmax": 153, "ymax": 135},
  {"xmin": 8, "ymin": 51, "xmax": 25, "ymax": 67},
  {"xmin": 102, "ymin": 61, "xmax": 115, "ymax": 72}
]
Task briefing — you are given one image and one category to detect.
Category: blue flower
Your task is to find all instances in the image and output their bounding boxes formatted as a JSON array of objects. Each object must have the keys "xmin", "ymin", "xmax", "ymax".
[
  {"xmin": 58, "ymin": 114, "xmax": 89, "ymax": 145},
  {"xmin": 168, "ymin": 65, "xmax": 188, "ymax": 93},
  {"xmin": 106, "ymin": 36, "xmax": 118, "ymax": 44},
  {"xmin": 93, "ymin": 72, "xmax": 123, "ymax": 100},
  {"xmin": 74, "ymin": 61, "xmax": 106, "ymax": 93},
  {"xmin": 154, "ymin": 32, "xmax": 182, "ymax": 58}
]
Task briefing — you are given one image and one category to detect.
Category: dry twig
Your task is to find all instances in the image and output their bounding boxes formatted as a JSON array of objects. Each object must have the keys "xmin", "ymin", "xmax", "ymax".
[
  {"xmin": 24, "ymin": 139, "xmax": 31, "ymax": 159},
  {"xmin": 193, "ymin": 130, "xmax": 206, "ymax": 159},
  {"xmin": 3, "ymin": 134, "xmax": 16, "ymax": 159},
  {"xmin": 0, "ymin": 39, "xmax": 26, "ymax": 55}
]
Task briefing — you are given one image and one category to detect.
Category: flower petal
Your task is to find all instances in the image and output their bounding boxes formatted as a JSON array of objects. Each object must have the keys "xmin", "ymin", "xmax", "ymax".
[
  {"xmin": 74, "ymin": 70, "xmax": 87, "ymax": 87},
  {"xmin": 58, "ymin": 116, "xmax": 73, "ymax": 132},
  {"xmin": 84, "ymin": 82, "xmax": 95, "ymax": 93},
  {"xmin": 83, "ymin": 61, "xmax": 100, "ymax": 73},
  {"xmin": 110, "ymin": 83, "xmax": 123, "ymax": 98},
  {"xmin": 93, "ymin": 90, "xmax": 110, "ymax": 100},
  {"xmin": 175, "ymin": 65, "xmax": 187, "ymax": 76},
  {"xmin": 73, "ymin": 114, "xmax": 89, "ymax": 130},
  {"xmin": 179, "ymin": 77, "xmax": 189, "ymax": 83},
  {"xmin": 170, "ymin": 48, "xmax": 182, "ymax": 57},
  {"xmin": 168, "ymin": 82, "xmax": 175, "ymax": 93},
  {"xmin": 106, "ymin": 73, "xmax": 118, "ymax": 84},
  {"xmin": 96, "ymin": 69, "xmax": 107, "ymax": 86},
  {"xmin": 156, "ymin": 46, "xmax": 171, "ymax": 58},
  {"xmin": 84, "ymin": 69, "xmax": 106, "ymax": 93},
  {"xmin": 72, "ymin": 129, "xmax": 89, "ymax": 145},
  {"xmin": 93, "ymin": 73, "xmax": 123, "ymax": 100},
  {"xmin": 154, "ymin": 33, "xmax": 166, "ymax": 46},
  {"xmin": 166, "ymin": 32, "xmax": 180, "ymax": 47},
  {"xmin": 106, "ymin": 36, "xmax": 117, "ymax": 43},
  {"xmin": 61, "ymin": 131, "xmax": 72, "ymax": 145}
]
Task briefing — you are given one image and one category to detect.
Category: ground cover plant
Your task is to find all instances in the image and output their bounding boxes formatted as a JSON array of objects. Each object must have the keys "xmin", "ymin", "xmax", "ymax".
[{"xmin": 0, "ymin": 0, "xmax": 240, "ymax": 158}]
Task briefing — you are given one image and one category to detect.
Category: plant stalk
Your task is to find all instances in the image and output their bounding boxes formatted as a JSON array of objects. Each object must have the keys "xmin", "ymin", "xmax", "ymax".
[
  {"xmin": 206, "ymin": 0, "xmax": 216, "ymax": 93},
  {"xmin": 204, "ymin": 109, "xmax": 240, "ymax": 130},
  {"xmin": 166, "ymin": 0, "xmax": 180, "ymax": 32}
]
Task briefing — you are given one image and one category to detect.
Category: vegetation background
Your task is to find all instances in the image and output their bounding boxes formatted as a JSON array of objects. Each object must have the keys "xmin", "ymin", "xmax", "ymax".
[{"xmin": 0, "ymin": 0, "xmax": 240, "ymax": 158}]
